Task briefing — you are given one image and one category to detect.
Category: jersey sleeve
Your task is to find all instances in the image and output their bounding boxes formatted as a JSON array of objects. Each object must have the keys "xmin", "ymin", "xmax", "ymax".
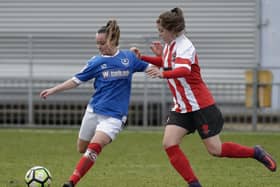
[
  {"xmin": 130, "ymin": 52, "xmax": 149, "ymax": 72},
  {"xmin": 174, "ymin": 41, "xmax": 196, "ymax": 71},
  {"xmin": 73, "ymin": 56, "xmax": 99, "ymax": 83},
  {"xmin": 161, "ymin": 40, "xmax": 196, "ymax": 79}
]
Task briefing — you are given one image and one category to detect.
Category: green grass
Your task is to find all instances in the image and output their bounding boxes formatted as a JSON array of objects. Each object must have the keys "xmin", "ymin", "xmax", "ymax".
[{"xmin": 0, "ymin": 129, "xmax": 279, "ymax": 187}]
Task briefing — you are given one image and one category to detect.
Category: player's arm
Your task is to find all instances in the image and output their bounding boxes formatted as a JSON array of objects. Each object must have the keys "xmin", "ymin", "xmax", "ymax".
[
  {"xmin": 161, "ymin": 67, "xmax": 190, "ymax": 78},
  {"xmin": 141, "ymin": 55, "xmax": 163, "ymax": 67},
  {"xmin": 146, "ymin": 58, "xmax": 191, "ymax": 79},
  {"xmin": 39, "ymin": 78, "xmax": 79, "ymax": 99},
  {"xmin": 130, "ymin": 47, "xmax": 163, "ymax": 67},
  {"xmin": 142, "ymin": 41, "xmax": 163, "ymax": 67},
  {"xmin": 161, "ymin": 57, "xmax": 192, "ymax": 78}
]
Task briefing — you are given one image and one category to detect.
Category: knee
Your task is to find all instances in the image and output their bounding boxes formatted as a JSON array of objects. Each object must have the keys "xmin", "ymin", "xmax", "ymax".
[
  {"xmin": 77, "ymin": 139, "xmax": 91, "ymax": 153},
  {"xmin": 79, "ymin": 149, "xmax": 86, "ymax": 154},
  {"xmin": 162, "ymin": 143, "xmax": 169, "ymax": 150},
  {"xmin": 162, "ymin": 139, "xmax": 176, "ymax": 150},
  {"xmin": 206, "ymin": 145, "xmax": 222, "ymax": 157},
  {"xmin": 77, "ymin": 145, "xmax": 87, "ymax": 154},
  {"xmin": 203, "ymin": 136, "xmax": 222, "ymax": 157}
]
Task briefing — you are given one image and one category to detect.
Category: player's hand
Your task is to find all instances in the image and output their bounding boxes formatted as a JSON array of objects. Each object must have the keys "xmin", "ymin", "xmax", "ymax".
[
  {"xmin": 150, "ymin": 41, "xmax": 163, "ymax": 56},
  {"xmin": 39, "ymin": 88, "xmax": 55, "ymax": 99},
  {"xmin": 146, "ymin": 66, "xmax": 163, "ymax": 78},
  {"xmin": 130, "ymin": 47, "xmax": 141, "ymax": 59}
]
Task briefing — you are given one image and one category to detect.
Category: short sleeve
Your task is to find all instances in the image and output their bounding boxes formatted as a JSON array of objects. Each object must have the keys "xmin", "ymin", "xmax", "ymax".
[
  {"xmin": 174, "ymin": 39, "xmax": 195, "ymax": 70},
  {"xmin": 74, "ymin": 56, "xmax": 99, "ymax": 82},
  {"xmin": 130, "ymin": 51, "xmax": 149, "ymax": 72}
]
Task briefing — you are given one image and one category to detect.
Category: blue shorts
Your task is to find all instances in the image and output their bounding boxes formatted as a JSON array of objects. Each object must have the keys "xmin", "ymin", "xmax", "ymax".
[{"xmin": 166, "ymin": 104, "xmax": 224, "ymax": 139}]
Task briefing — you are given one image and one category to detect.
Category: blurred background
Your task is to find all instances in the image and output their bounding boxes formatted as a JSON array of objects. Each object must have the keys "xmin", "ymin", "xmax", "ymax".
[{"xmin": 0, "ymin": 0, "xmax": 279, "ymax": 131}]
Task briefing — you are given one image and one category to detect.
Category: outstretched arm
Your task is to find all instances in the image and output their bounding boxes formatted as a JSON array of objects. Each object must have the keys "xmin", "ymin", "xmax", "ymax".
[
  {"xmin": 141, "ymin": 55, "xmax": 163, "ymax": 67},
  {"xmin": 130, "ymin": 45, "xmax": 163, "ymax": 67},
  {"xmin": 39, "ymin": 78, "xmax": 79, "ymax": 99},
  {"xmin": 146, "ymin": 66, "xmax": 190, "ymax": 79}
]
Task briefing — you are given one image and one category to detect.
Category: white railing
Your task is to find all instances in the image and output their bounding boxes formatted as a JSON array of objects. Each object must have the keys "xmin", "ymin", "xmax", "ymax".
[{"xmin": 1, "ymin": 35, "xmax": 280, "ymax": 131}]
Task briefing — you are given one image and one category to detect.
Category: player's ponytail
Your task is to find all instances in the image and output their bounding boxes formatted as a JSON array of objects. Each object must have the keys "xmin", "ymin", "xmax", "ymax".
[
  {"xmin": 171, "ymin": 7, "xmax": 183, "ymax": 18},
  {"xmin": 105, "ymin": 20, "xmax": 120, "ymax": 47}
]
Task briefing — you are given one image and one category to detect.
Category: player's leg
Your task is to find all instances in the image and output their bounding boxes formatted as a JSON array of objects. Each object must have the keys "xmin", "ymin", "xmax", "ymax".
[
  {"xmin": 63, "ymin": 131, "xmax": 108, "ymax": 187},
  {"xmin": 63, "ymin": 115, "xmax": 124, "ymax": 187},
  {"xmin": 197, "ymin": 105, "xmax": 254, "ymax": 157},
  {"xmin": 67, "ymin": 131, "xmax": 110, "ymax": 186},
  {"xmin": 76, "ymin": 110, "xmax": 98, "ymax": 153},
  {"xmin": 202, "ymin": 135, "xmax": 277, "ymax": 171},
  {"xmin": 202, "ymin": 134, "xmax": 255, "ymax": 157},
  {"xmin": 198, "ymin": 105, "xmax": 276, "ymax": 172},
  {"xmin": 163, "ymin": 124, "xmax": 201, "ymax": 187},
  {"xmin": 77, "ymin": 139, "xmax": 90, "ymax": 154}
]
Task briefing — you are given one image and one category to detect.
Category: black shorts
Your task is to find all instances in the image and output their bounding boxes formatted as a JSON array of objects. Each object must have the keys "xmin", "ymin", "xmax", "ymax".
[{"xmin": 166, "ymin": 104, "xmax": 224, "ymax": 139}]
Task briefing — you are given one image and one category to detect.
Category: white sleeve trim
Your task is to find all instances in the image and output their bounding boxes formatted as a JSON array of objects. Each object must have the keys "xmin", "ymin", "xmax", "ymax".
[
  {"xmin": 144, "ymin": 64, "xmax": 154, "ymax": 71},
  {"xmin": 71, "ymin": 77, "xmax": 84, "ymax": 85},
  {"xmin": 174, "ymin": 63, "xmax": 191, "ymax": 70}
]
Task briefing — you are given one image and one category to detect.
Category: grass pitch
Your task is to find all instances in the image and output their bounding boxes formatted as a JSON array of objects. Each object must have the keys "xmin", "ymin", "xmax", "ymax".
[{"xmin": 0, "ymin": 129, "xmax": 279, "ymax": 187}]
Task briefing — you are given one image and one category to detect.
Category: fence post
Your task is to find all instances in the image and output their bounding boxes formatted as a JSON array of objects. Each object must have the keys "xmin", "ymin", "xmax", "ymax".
[
  {"xmin": 252, "ymin": 0, "xmax": 262, "ymax": 131},
  {"xmin": 251, "ymin": 68, "xmax": 258, "ymax": 131},
  {"xmin": 161, "ymin": 82, "xmax": 167, "ymax": 125},
  {"xmin": 143, "ymin": 75, "xmax": 148, "ymax": 127},
  {"xmin": 28, "ymin": 35, "xmax": 34, "ymax": 126}
]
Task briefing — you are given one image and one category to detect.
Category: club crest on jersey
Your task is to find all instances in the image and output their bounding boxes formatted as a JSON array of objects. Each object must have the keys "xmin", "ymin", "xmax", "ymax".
[{"xmin": 121, "ymin": 58, "xmax": 129, "ymax": 66}]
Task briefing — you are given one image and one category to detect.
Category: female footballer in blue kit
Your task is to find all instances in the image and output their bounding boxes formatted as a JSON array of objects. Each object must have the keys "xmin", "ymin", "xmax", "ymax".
[{"xmin": 39, "ymin": 20, "xmax": 153, "ymax": 187}]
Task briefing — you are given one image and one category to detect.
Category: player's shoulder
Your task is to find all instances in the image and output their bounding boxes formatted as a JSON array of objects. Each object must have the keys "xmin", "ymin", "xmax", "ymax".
[
  {"xmin": 89, "ymin": 55, "xmax": 102, "ymax": 61},
  {"xmin": 176, "ymin": 34, "xmax": 193, "ymax": 47},
  {"xmin": 176, "ymin": 35, "xmax": 196, "ymax": 54},
  {"xmin": 87, "ymin": 55, "xmax": 104, "ymax": 65}
]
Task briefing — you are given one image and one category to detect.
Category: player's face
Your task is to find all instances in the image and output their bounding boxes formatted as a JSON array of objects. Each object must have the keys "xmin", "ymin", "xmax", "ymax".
[
  {"xmin": 157, "ymin": 24, "xmax": 175, "ymax": 44},
  {"xmin": 96, "ymin": 32, "xmax": 116, "ymax": 56}
]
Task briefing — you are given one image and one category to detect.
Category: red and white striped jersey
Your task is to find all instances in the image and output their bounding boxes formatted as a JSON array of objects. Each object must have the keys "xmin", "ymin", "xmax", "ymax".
[{"xmin": 162, "ymin": 34, "xmax": 215, "ymax": 113}]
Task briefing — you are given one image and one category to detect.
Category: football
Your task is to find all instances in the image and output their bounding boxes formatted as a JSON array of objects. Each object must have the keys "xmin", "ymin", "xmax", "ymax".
[{"xmin": 24, "ymin": 166, "xmax": 52, "ymax": 187}]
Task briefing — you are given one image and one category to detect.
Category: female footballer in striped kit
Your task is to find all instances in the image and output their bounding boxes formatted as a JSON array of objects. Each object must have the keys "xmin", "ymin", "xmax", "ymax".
[{"xmin": 133, "ymin": 7, "xmax": 277, "ymax": 187}]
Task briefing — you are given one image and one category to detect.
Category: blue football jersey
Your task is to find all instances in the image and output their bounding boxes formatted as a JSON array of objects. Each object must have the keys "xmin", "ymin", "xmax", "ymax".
[{"xmin": 72, "ymin": 50, "xmax": 148, "ymax": 120}]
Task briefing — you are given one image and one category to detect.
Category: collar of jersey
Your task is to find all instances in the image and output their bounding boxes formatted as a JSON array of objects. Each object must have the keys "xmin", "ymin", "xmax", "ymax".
[{"xmin": 101, "ymin": 49, "xmax": 120, "ymax": 58}]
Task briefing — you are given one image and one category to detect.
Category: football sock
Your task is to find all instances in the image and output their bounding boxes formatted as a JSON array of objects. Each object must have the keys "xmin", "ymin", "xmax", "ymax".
[
  {"xmin": 221, "ymin": 142, "xmax": 254, "ymax": 158},
  {"xmin": 165, "ymin": 145, "xmax": 198, "ymax": 184},
  {"xmin": 69, "ymin": 143, "xmax": 102, "ymax": 185}
]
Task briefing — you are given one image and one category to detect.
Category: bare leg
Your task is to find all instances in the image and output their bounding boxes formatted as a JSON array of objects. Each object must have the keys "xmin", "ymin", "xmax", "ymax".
[
  {"xmin": 202, "ymin": 134, "xmax": 222, "ymax": 156},
  {"xmin": 77, "ymin": 139, "xmax": 90, "ymax": 153}
]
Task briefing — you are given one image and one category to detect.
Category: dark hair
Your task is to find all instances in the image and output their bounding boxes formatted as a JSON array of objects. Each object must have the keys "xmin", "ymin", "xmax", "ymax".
[
  {"xmin": 156, "ymin": 7, "xmax": 185, "ymax": 34},
  {"xmin": 97, "ymin": 20, "xmax": 120, "ymax": 46}
]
